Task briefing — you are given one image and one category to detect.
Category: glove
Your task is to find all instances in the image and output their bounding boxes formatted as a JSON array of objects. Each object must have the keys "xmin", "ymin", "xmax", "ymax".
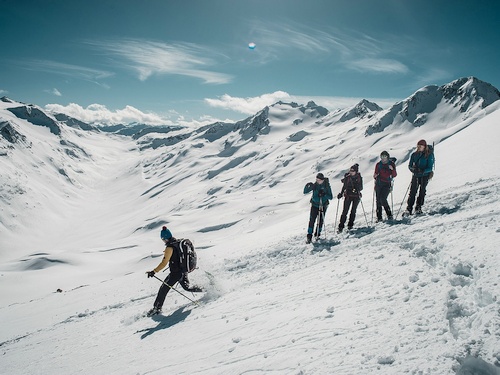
[
  {"xmin": 337, "ymin": 193, "xmax": 343, "ymax": 199},
  {"xmin": 318, "ymin": 189, "xmax": 325, "ymax": 197},
  {"xmin": 306, "ymin": 182, "xmax": 313, "ymax": 189},
  {"xmin": 147, "ymin": 270, "xmax": 155, "ymax": 278},
  {"xmin": 358, "ymin": 192, "xmax": 362, "ymax": 198}
]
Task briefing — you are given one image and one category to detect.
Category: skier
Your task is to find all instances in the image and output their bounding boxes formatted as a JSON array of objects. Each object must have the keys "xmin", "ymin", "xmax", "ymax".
[
  {"xmin": 304, "ymin": 173, "xmax": 333, "ymax": 243},
  {"xmin": 337, "ymin": 164, "xmax": 363, "ymax": 232},
  {"xmin": 146, "ymin": 226, "xmax": 202, "ymax": 317},
  {"xmin": 373, "ymin": 151, "xmax": 397, "ymax": 222},
  {"xmin": 405, "ymin": 140, "xmax": 435, "ymax": 215}
]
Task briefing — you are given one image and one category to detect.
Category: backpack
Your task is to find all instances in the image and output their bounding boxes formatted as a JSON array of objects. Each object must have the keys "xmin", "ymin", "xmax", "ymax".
[
  {"xmin": 428, "ymin": 144, "xmax": 435, "ymax": 180},
  {"xmin": 175, "ymin": 238, "xmax": 198, "ymax": 273}
]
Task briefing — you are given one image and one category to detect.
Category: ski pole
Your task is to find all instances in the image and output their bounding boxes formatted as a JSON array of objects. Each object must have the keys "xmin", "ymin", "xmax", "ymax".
[
  {"xmin": 315, "ymin": 196, "xmax": 325, "ymax": 238},
  {"xmin": 334, "ymin": 196, "xmax": 340, "ymax": 233},
  {"xmin": 371, "ymin": 186, "xmax": 375, "ymax": 226},
  {"xmin": 395, "ymin": 179, "xmax": 412, "ymax": 220},
  {"xmin": 390, "ymin": 179, "xmax": 394, "ymax": 217},
  {"xmin": 359, "ymin": 198, "xmax": 369, "ymax": 227},
  {"xmin": 153, "ymin": 275, "xmax": 200, "ymax": 306},
  {"xmin": 320, "ymin": 205, "xmax": 327, "ymax": 239}
]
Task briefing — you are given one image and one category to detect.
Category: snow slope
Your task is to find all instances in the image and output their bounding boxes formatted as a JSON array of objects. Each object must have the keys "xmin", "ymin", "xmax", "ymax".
[{"xmin": 0, "ymin": 78, "xmax": 499, "ymax": 374}]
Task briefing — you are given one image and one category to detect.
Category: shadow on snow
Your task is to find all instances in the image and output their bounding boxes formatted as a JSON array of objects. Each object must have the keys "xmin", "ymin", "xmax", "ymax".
[{"xmin": 137, "ymin": 306, "xmax": 192, "ymax": 339}]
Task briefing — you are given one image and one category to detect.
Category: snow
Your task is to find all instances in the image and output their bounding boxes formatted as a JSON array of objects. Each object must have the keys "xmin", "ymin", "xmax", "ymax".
[{"xmin": 1, "ymin": 78, "xmax": 500, "ymax": 374}]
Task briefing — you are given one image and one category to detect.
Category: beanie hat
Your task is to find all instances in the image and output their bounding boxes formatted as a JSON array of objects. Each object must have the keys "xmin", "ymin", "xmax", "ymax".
[
  {"xmin": 417, "ymin": 139, "xmax": 427, "ymax": 147},
  {"xmin": 380, "ymin": 151, "xmax": 390, "ymax": 158},
  {"xmin": 316, "ymin": 173, "xmax": 325, "ymax": 180},
  {"xmin": 162, "ymin": 226, "xmax": 167, "ymax": 230},
  {"xmin": 350, "ymin": 163, "xmax": 359, "ymax": 172}
]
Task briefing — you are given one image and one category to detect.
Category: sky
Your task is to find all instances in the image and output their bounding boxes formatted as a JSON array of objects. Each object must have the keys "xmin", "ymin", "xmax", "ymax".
[
  {"xmin": 1, "ymin": 83, "xmax": 500, "ymax": 374},
  {"xmin": 1, "ymin": 0, "xmax": 499, "ymax": 125}
]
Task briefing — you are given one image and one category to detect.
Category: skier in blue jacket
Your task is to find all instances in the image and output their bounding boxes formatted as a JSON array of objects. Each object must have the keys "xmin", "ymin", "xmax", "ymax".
[
  {"xmin": 304, "ymin": 173, "xmax": 333, "ymax": 243},
  {"xmin": 405, "ymin": 140, "xmax": 435, "ymax": 215}
]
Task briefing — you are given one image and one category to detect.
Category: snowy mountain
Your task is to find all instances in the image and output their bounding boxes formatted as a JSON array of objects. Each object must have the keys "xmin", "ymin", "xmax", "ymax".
[
  {"xmin": 1, "ymin": 77, "xmax": 500, "ymax": 374},
  {"xmin": 365, "ymin": 76, "xmax": 500, "ymax": 135}
]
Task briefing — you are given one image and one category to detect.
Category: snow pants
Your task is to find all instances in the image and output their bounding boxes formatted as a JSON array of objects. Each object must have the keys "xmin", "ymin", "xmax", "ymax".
[
  {"xmin": 375, "ymin": 184, "xmax": 392, "ymax": 219},
  {"xmin": 153, "ymin": 272, "xmax": 192, "ymax": 309},
  {"xmin": 339, "ymin": 196, "xmax": 360, "ymax": 230},
  {"xmin": 307, "ymin": 205, "xmax": 328, "ymax": 236},
  {"xmin": 407, "ymin": 175, "xmax": 430, "ymax": 212}
]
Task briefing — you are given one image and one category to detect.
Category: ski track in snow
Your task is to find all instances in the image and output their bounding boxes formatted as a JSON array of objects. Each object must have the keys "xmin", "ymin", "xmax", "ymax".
[{"xmin": 1, "ymin": 178, "xmax": 499, "ymax": 375}]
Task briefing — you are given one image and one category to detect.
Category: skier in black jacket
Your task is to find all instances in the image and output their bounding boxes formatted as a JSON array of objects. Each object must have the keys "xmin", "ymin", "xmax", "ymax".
[
  {"xmin": 146, "ymin": 226, "xmax": 202, "ymax": 317},
  {"xmin": 337, "ymin": 164, "xmax": 363, "ymax": 232}
]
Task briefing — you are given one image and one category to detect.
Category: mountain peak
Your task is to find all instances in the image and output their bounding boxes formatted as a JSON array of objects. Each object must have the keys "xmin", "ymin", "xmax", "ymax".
[
  {"xmin": 1, "ymin": 96, "xmax": 15, "ymax": 103},
  {"xmin": 365, "ymin": 76, "xmax": 500, "ymax": 135},
  {"xmin": 339, "ymin": 99, "xmax": 382, "ymax": 122},
  {"xmin": 442, "ymin": 76, "xmax": 500, "ymax": 110},
  {"xmin": 7, "ymin": 105, "xmax": 61, "ymax": 135},
  {"xmin": 271, "ymin": 100, "xmax": 329, "ymax": 117}
]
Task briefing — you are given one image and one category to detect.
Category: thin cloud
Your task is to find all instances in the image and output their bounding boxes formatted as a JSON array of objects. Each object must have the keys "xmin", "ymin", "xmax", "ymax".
[
  {"xmin": 44, "ymin": 88, "xmax": 62, "ymax": 97},
  {"xmin": 0, "ymin": 89, "xmax": 7, "ymax": 95},
  {"xmin": 250, "ymin": 21, "xmax": 410, "ymax": 74},
  {"xmin": 412, "ymin": 68, "xmax": 453, "ymax": 88},
  {"xmin": 349, "ymin": 58, "xmax": 409, "ymax": 74},
  {"xmin": 45, "ymin": 103, "xmax": 169, "ymax": 125},
  {"xmin": 20, "ymin": 60, "xmax": 113, "ymax": 80},
  {"xmin": 89, "ymin": 39, "xmax": 233, "ymax": 84}
]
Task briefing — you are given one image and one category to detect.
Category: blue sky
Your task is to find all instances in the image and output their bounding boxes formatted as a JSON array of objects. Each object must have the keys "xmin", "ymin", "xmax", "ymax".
[{"xmin": 1, "ymin": 0, "xmax": 499, "ymax": 125}]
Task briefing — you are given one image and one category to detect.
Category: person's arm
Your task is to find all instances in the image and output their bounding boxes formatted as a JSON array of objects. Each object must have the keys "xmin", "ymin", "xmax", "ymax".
[
  {"xmin": 373, "ymin": 163, "xmax": 379, "ymax": 180},
  {"xmin": 391, "ymin": 162, "xmax": 397, "ymax": 178},
  {"xmin": 303, "ymin": 182, "xmax": 314, "ymax": 194},
  {"xmin": 153, "ymin": 247, "xmax": 173, "ymax": 273}
]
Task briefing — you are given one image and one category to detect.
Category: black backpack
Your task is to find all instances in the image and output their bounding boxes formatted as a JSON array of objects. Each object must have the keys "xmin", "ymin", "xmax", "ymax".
[{"xmin": 174, "ymin": 238, "xmax": 198, "ymax": 273}]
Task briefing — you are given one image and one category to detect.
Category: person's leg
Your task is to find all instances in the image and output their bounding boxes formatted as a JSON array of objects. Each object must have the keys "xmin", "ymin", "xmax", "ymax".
[
  {"xmin": 375, "ymin": 186, "xmax": 382, "ymax": 221},
  {"xmin": 347, "ymin": 199, "xmax": 360, "ymax": 228},
  {"xmin": 316, "ymin": 206, "xmax": 328, "ymax": 236},
  {"xmin": 307, "ymin": 206, "xmax": 319, "ymax": 241},
  {"xmin": 406, "ymin": 176, "xmax": 419, "ymax": 213},
  {"xmin": 416, "ymin": 176, "xmax": 430, "ymax": 212},
  {"xmin": 179, "ymin": 273, "xmax": 203, "ymax": 292},
  {"xmin": 380, "ymin": 186, "xmax": 392, "ymax": 218},
  {"xmin": 153, "ymin": 272, "xmax": 183, "ymax": 309},
  {"xmin": 307, "ymin": 206, "xmax": 319, "ymax": 234},
  {"xmin": 375, "ymin": 187, "xmax": 383, "ymax": 220},
  {"xmin": 339, "ymin": 199, "xmax": 351, "ymax": 231}
]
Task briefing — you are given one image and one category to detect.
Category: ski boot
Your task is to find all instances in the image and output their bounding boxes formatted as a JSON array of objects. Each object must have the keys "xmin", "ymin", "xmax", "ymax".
[{"xmin": 146, "ymin": 307, "xmax": 162, "ymax": 317}]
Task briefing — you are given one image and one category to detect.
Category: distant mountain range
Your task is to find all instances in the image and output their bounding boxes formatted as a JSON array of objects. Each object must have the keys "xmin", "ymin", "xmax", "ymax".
[
  {"xmin": 1, "ymin": 76, "xmax": 499, "ymax": 239},
  {"xmin": 2, "ymin": 76, "xmax": 499, "ymax": 147}
]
